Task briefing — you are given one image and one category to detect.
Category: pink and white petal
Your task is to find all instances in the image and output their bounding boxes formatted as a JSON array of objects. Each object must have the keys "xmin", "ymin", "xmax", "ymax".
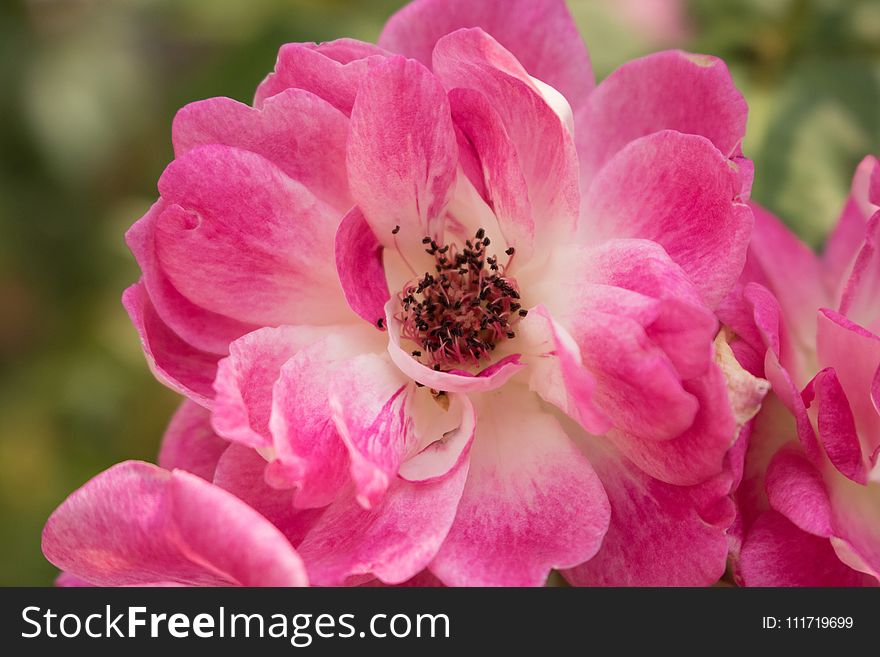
[
  {"xmin": 158, "ymin": 400, "xmax": 229, "ymax": 481},
  {"xmin": 747, "ymin": 203, "xmax": 828, "ymax": 350},
  {"xmin": 212, "ymin": 325, "xmax": 331, "ymax": 449},
  {"xmin": 825, "ymin": 468, "xmax": 880, "ymax": 581},
  {"xmin": 838, "ymin": 212, "xmax": 880, "ymax": 332},
  {"xmin": 803, "ymin": 368, "xmax": 867, "ymax": 483},
  {"xmin": 576, "ymin": 50, "xmax": 747, "ymax": 185},
  {"xmin": 347, "ymin": 56, "xmax": 457, "ymax": 254},
  {"xmin": 430, "ymin": 386, "xmax": 610, "ymax": 587},
  {"xmin": 398, "ymin": 391, "xmax": 477, "ymax": 483},
  {"xmin": 740, "ymin": 510, "xmax": 876, "ymax": 587},
  {"xmin": 823, "ymin": 156, "xmax": 880, "ymax": 286},
  {"xmin": 155, "ymin": 145, "xmax": 350, "ymax": 327},
  {"xmin": 610, "ymin": 361, "xmax": 737, "ymax": 486},
  {"xmin": 580, "ymin": 131, "xmax": 752, "ymax": 308},
  {"xmin": 564, "ymin": 439, "xmax": 732, "ymax": 586},
  {"xmin": 817, "ymin": 309, "xmax": 880, "ymax": 459},
  {"xmin": 254, "ymin": 41, "xmax": 387, "ymax": 115},
  {"xmin": 516, "ymin": 304, "xmax": 611, "ymax": 435},
  {"xmin": 172, "ymin": 90, "xmax": 351, "ymax": 212},
  {"xmin": 126, "ymin": 201, "xmax": 256, "ymax": 355},
  {"xmin": 385, "ymin": 301, "xmax": 524, "ymax": 393},
  {"xmin": 433, "ymin": 29, "xmax": 579, "ymax": 249},
  {"xmin": 448, "ymin": 87, "xmax": 535, "ymax": 261},
  {"xmin": 379, "ymin": 0, "xmax": 593, "ymax": 111},
  {"xmin": 328, "ymin": 353, "xmax": 412, "ymax": 508},
  {"xmin": 296, "ymin": 463, "xmax": 469, "ymax": 586},
  {"xmin": 122, "ymin": 283, "xmax": 219, "ymax": 408},
  {"xmin": 764, "ymin": 446, "xmax": 834, "ymax": 537},
  {"xmin": 212, "ymin": 444, "xmax": 324, "ymax": 547},
  {"xmin": 269, "ymin": 329, "xmax": 383, "ymax": 509},
  {"xmin": 335, "ymin": 206, "xmax": 390, "ymax": 328},
  {"xmin": 42, "ymin": 461, "xmax": 307, "ymax": 586}
]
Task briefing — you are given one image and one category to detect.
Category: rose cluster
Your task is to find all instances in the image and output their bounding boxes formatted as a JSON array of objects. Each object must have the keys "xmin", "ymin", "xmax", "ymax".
[{"xmin": 42, "ymin": 0, "xmax": 878, "ymax": 587}]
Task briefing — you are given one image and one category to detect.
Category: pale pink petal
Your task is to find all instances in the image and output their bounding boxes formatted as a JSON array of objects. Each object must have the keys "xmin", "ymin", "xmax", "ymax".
[
  {"xmin": 580, "ymin": 131, "xmax": 752, "ymax": 308},
  {"xmin": 335, "ymin": 206, "xmax": 390, "ymax": 328},
  {"xmin": 433, "ymin": 29, "xmax": 579, "ymax": 248},
  {"xmin": 155, "ymin": 145, "xmax": 350, "ymax": 327},
  {"xmin": 576, "ymin": 50, "xmax": 747, "ymax": 185},
  {"xmin": 740, "ymin": 510, "xmax": 875, "ymax": 586},
  {"xmin": 430, "ymin": 386, "xmax": 610, "ymax": 587},
  {"xmin": 122, "ymin": 282, "xmax": 219, "ymax": 407},
  {"xmin": 347, "ymin": 56, "xmax": 457, "ymax": 254},
  {"xmin": 212, "ymin": 444, "xmax": 323, "ymax": 547},
  {"xmin": 379, "ymin": 0, "xmax": 593, "ymax": 111},
  {"xmin": 42, "ymin": 461, "xmax": 307, "ymax": 586},
  {"xmin": 565, "ymin": 438, "xmax": 734, "ymax": 586},
  {"xmin": 328, "ymin": 353, "xmax": 412, "ymax": 509},
  {"xmin": 838, "ymin": 212, "xmax": 880, "ymax": 332},
  {"xmin": 172, "ymin": 90, "xmax": 351, "ymax": 212},
  {"xmin": 448, "ymin": 87, "xmax": 535, "ymax": 261},
  {"xmin": 269, "ymin": 327, "xmax": 383, "ymax": 509},
  {"xmin": 212, "ymin": 325, "xmax": 331, "ymax": 449},
  {"xmin": 126, "ymin": 201, "xmax": 256, "ymax": 355},
  {"xmin": 254, "ymin": 41, "xmax": 388, "ymax": 114},
  {"xmin": 296, "ymin": 464, "xmax": 469, "ymax": 586},
  {"xmin": 158, "ymin": 400, "xmax": 229, "ymax": 481}
]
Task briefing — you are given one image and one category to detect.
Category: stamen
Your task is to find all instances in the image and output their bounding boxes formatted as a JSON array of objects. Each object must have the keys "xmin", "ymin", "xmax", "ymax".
[{"xmin": 394, "ymin": 228, "xmax": 525, "ymax": 370}]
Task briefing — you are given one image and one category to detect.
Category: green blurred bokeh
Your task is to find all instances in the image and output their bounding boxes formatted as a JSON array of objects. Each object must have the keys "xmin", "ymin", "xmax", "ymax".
[{"xmin": 0, "ymin": 0, "xmax": 877, "ymax": 586}]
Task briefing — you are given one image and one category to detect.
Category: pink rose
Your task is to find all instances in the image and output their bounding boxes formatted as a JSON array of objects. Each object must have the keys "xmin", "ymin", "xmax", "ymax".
[
  {"xmin": 721, "ymin": 156, "xmax": 880, "ymax": 586},
  {"xmin": 44, "ymin": 0, "xmax": 759, "ymax": 587}
]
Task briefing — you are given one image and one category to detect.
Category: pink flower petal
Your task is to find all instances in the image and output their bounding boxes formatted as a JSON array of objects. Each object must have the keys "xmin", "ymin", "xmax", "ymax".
[
  {"xmin": 155, "ymin": 145, "xmax": 350, "ymax": 327},
  {"xmin": 212, "ymin": 325, "xmax": 333, "ymax": 449},
  {"xmin": 269, "ymin": 329, "xmax": 383, "ymax": 509},
  {"xmin": 433, "ymin": 29, "xmax": 579, "ymax": 249},
  {"xmin": 430, "ymin": 387, "xmax": 610, "ymax": 586},
  {"xmin": 42, "ymin": 461, "xmax": 308, "ymax": 586},
  {"xmin": 122, "ymin": 282, "xmax": 219, "ymax": 407},
  {"xmin": 379, "ymin": 0, "xmax": 593, "ymax": 112},
  {"xmin": 838, "ymin": 212, "xmax": 880, "ymax": 332},
  {"xmin": 158, "ymin": 400, "xmax": 229, "ymax": 481},
  {"xmin": 296, "ymin": 464, "xmax": 469, "ymax": 586},
  {"xmin": 335, "ymin": 206, "xmax": 390, "ymax": 328},
  {"xmin": 764, "ymin": 445, "xmax": 834, "ymax": 537},
  {"xmin": 347, "ymin": 56, "xmax": 457, "ymax": 255},
  {"xmin": 565, "ymin": 439, "xmax": 733, "ymax": 586},
  {"xmin": 576, "ymin": 50, "xmax": 747, "ymax": 185},
  {"xmin": 580, "ymin": 130, "xmax": 752, "ymax": 308},
  {"xmin": 172, "ymin": 90, "xmax": 352, "ymax": 212},
  {"xmin": 254, "ymin": 40, "xmax": 388, "ymax": 114},
  {"xmin": 126, "ymin": 201, "xmax": 256, "ymax": 355}
]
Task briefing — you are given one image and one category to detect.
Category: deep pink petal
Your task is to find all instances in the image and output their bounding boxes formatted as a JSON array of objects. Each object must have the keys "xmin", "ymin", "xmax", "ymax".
[
  {"xmin": 576, "ymin": 50, "xmax": 747, "ymax": 186},
  {"xmin": 335, "ymin": 206, "xmax": 390, "ymax": 328},
  {"xmin": 379, "ymin": 0, "xmax": 593, "ymax": 111},
  {"xmin": 764, "ymin": 445, "xmax": 834, "ymax": 537},
  {"xmin": 254, "ymin": 41, "xmax": 388, "ymax": 114},
  {"xmin": 580, "ymin": 131, "xmax": 752, "ymax": 308},
  {"xmin": 172, "ymin": 90, "xmax": 351, "ymax": 212},
  {"xmin": 42, "ymin": 461, "xmax": 307, "ymax": 586},
  {"xmin": 430, "ymin": 387, "xmax": 610, "ymax": 586},
  {"xmin": 122, "ymin": 283, "xmax": 219, "ymax": 407},
  {"xmin": 155, "ymin": 145, "xmax": 350, "ymax": 327},
  {"xmin": 158, "ymin": 400, "xmax": 229, "ymax": 481},
  {"xmin": 347, "ymin": 56, "xmax": 457, "ymax": 255}
]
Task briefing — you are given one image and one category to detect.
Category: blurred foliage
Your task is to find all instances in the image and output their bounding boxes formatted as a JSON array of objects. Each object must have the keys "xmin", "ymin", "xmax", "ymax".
[{"xmin": 0, "ymin": 0, "xmax": 877, "ymax": 585}]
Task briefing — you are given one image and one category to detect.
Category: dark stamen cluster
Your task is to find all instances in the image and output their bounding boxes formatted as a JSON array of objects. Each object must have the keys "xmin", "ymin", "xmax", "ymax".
[{"xmin": 395, "ymin": 228, "xmax": 526, "ymax": 369}]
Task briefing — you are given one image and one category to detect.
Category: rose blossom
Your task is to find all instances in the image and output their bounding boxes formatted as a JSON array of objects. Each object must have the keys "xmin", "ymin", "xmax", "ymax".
[
  {"xmin": 43, "ymin": 0, "xmax": 762, "ymax": 587},
  {"xmin": 720, "ymin": 156, "xmax": 880, "ymax": 586}
]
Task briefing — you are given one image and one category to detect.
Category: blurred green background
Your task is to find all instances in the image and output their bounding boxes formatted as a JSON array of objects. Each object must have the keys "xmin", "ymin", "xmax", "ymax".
[{"xmin": 0, "ymin": 0, "xmax": 878, "ymax": 586}]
